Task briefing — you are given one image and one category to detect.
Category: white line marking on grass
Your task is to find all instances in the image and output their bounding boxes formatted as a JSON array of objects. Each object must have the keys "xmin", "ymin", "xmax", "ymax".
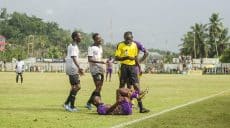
[{"xmin": 111, "ymin": 89, "xmax": 230, "ymax": 128}]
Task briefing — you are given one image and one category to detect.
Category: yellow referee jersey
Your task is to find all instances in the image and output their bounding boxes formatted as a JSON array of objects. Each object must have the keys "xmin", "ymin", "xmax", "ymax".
[{"xmin": 115, "ymin": 41, "xmax": 138, "ymax": 65}]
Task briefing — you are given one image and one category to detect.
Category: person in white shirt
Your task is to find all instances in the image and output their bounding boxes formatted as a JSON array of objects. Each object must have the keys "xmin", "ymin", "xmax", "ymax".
[
  {"xmin": 15, "ymin": 57, "xmax": 24, "ymax": 84},
  {"xmin": 64, "ymin": 31, "xmax": 84, "ymax": 112},
  {"xmin": 85, "ymin": 33, "xmax": 106, "ymax": 110}
]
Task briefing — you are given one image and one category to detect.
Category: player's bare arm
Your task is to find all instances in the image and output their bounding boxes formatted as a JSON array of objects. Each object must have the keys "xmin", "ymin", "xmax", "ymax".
[
  {"xmin": 88, "ymin": 56, "xmax": 106, "ymax": 64},
  {"xmin": 139, "ymin": 51, "xmax": 149, "ymax": 63},
  {"xmin": 71, "ymin": 56, "xmax": 84, "ymax": 75}
]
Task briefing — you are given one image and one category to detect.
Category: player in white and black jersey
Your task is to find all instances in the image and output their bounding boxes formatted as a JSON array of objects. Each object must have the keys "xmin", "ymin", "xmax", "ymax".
[
  {"xmin": 64, "ymin": 31, "xmax": 84, "ymax": 112},
  {"xmin": 85, "ymin": 33, "xmax": 106, "ymax": 110},
  {"xmin": 15, "ymin": 57, "xmax": 24, "ymax": 84}
]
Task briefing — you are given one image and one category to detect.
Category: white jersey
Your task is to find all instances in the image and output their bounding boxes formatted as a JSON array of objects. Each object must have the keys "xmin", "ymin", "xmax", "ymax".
[
  {"xmin": 88, "ymin": 45, "xmax": 103, "ymax": 75},
  {"xmin": 65, "ymin": 43, "xmax": 80, "ymax": 75},
  {"xmin": 16, "ymin": 61, "xmax": 24, "ymax": 73}
]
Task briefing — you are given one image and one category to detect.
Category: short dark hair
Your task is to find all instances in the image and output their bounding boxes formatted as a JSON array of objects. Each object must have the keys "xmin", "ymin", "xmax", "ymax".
[
  {"xmin": 71, "ymin": 31, "xmax": 80, "ymax": 40},
  {"xmin": 92, "ymin": 33, "xmax": 99, "ymax": 40},
  {"xmin": 124, "ymin": 31, "xmax": 133, "ymax": 37},
  {"xmin": 18, "ymin": 55, "xmax": 22, "ymax": 60}
]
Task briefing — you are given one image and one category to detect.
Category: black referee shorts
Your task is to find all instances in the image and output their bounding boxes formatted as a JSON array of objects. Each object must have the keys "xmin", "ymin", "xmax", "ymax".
[{"xmin": 119, "ymin": 64, "xmax": 139, "ymax": 88}]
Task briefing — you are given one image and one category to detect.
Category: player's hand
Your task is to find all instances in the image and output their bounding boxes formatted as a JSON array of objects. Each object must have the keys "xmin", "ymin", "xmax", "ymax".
[
  {"xmin": 139, "ymin": 70, "xmax": 143, "ymax": 76},
  {"xmin": 79, "ymin": 68, "xmax": 84, "ymax": 76}
]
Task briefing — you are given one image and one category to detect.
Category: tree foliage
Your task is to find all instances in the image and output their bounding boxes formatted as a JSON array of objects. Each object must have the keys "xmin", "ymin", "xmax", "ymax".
[
  {"xmin": 1, "ymin": 8, "xmax": 183, "ymax": 62},
  {"xmin": 220, "ymin": 48, "xmax": 230, "ymax": 63},
  {"xmin": 0, "ymin": 9, "xmax": 73, "ymax": 61},
  {"xmin": 0, "ymin": 9, "xmax": 119, "ymax": 61},
  {"xmin": 180, "ymin": 13, "xmax": 230, "ymax": 58}
]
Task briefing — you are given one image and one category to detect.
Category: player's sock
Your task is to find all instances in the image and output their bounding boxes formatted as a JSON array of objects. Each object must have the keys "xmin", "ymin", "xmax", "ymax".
[
  {"xmin": 65, "ymin": 90, "xmax": 73, "ymax": 105},
  {"xmin": 16, "ymin": 75, "xmax": 19, "ymax": 83},
  {"xmin": 65, "ymin": 93, "xmax": 71, "ymax": 105},
  {"xmin": 138, "ymin": 101, "xmax": 143, "ymax": 111},
  {"xmin": 21, "ymin": 77, "xmax": 23, "ymax": 83},
  {"xmin": 87, "ymin": 91, "xmax": 100, "ymax": 104},
  {"xmin": 95, "ymin": 91, "xmax": 101, "ymax": 97},
  {"xmin": 87, "ymin": 91, "xmax": 95, "ymax": 104},
  {"xmin": 70, "ymin": 90, "xmax": 77, "ymax": 108},
  {"xmin": 70, "ymin": 96, "xmax": 76, "ymax": 108}
]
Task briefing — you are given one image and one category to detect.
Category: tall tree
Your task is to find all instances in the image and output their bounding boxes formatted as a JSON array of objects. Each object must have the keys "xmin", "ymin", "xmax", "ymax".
[
  {"xmin": 180, "ymin": 31, "xmax": 195, "ymax": 57},
  {"xmin": 208, "ymin": 13, "xmax": 224, "ymax": 57},
  {"xmin": 180, "ymin": 13, "xmax": 230, "ymax": 58},
  {"xmin": 191, "ymin": 23, "xmax": 208, "ymax": 58}
]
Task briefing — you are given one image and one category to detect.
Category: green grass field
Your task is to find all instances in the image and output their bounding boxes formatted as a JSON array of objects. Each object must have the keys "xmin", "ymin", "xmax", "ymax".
[{"xmin": 0, "ymin": 72, "xmax": 229, "ymax": 128}]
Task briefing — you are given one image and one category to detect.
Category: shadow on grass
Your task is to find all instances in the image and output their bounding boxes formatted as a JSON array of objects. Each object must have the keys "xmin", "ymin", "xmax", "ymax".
[
  {"xmin": 0, "ymin": 107, "xmax": 63, "ymax": 112},
  {"xmin": 0, "ymin": 105, "xmax": 100, "ymax": 114}
]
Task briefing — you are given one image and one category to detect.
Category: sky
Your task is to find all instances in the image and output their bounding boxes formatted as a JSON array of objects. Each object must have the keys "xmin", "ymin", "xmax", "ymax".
[{"xmin": 1, "ymin": 0, "xmax": 230, "ymax": 52}]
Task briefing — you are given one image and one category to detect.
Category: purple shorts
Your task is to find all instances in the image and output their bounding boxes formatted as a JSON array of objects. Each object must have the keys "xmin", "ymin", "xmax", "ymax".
[
  {"xmin": 107, "ymin": 68, "xmax": 112, "ymax": 74},
  {"xmin": 97, "ymin": 101, "xmax": 132, "ymax": 115},
  {"xmin": 97, "ymin": 104, "xmax": 107, "ymax": 115},
  {"xmin": 134, "ymin": 66, "xmax": 140, "ymax": 75},
  {"xmin": 120, "ymin": 100, "xmax": 132, "ymax": 115}
]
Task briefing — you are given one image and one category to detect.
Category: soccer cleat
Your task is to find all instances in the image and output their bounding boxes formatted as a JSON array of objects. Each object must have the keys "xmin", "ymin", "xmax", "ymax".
[
  {"xmin": 85, "ymin": 103, "xmax": 92, "ymax": 110},
  {"xmin": 63, "ymin": 104, "xmax": 70, "ymax": 110},
  {"xmin": 140, "ymin": 108, "xmax": 150, "ymax": 113},
  {"xmin": 138, "ymin": 88, "xmax": 149, "ymax": 100},
  {"xmin": 67, "ymin": 107, "xmax": 78, "ymax": 112}
]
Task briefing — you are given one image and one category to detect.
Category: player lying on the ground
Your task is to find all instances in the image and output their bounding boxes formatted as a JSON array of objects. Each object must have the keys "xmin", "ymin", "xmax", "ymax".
[{"xmin": 92, "ymin": 88, "xmax": 148, "ymax": 115}]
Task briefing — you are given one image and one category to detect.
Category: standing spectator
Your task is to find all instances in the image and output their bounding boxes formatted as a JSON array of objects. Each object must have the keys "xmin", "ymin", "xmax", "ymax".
[
  {"xmin": 15, "ymin": 57, "xmax": 24, "ymax": 84},
  {"xmin": 106, "ymin": 56, "xmax": 115, "ymax": 82}
]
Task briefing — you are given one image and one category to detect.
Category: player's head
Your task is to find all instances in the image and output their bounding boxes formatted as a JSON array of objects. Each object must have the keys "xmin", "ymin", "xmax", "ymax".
[
  {"xmin": 92, "ymin": 96, "xmax": 103, "ymax": 107},
  {"xmin": 71, "ymin": 31, "xmax": 82, "ymax": 43},
  {"xmin": 124, "ymin": 31, "xmax": 133, "ymax": 43},
  {"xmin": 18, "ymin": 55, "xmax": 22, "ymax": 61},
  {"xmin": 92, "ymin": 33, "xmax": 102, "ymax": 45}
]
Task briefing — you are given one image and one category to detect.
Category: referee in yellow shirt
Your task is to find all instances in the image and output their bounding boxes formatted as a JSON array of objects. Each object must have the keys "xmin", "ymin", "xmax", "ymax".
[{"xmin": 115, "ymin": 31, "xmax": 149, "ymax": 113}]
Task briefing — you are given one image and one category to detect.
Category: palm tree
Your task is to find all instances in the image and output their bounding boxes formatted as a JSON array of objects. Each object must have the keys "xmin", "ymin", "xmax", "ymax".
[
  {"xmin": 180, "ymin": 31, "xmax": 195, "ymax": 57},
  {"xmin": 218, "ymin": 28, "xmax": 230, "ymax": 55},
  {"xmin": 191, "ymin": 23, "xmax": 208, "ymax": 58},
  {"xmin": 207, "ymin": 13, "xmax": 223, "ymax": 57},
  {"xmin": 181, "ymin": 13, "xmax": 230, "ymax": 59},
  {"xmin": 180, "ymin": 23, "xmax": 208, "ymax": 59}
]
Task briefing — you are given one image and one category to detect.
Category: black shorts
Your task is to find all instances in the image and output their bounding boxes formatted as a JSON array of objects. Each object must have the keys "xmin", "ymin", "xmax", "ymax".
[
  {"xmin": 68, "ymin": 74, "xmax": 80, "ymax": 85},
  {"xmin": 119, "ymin": 64, "xmax": 139, "ymax": 88},
  {"xmin": 92, "ymin": 73, "xmax": 104, "ymax": 82},
  {"xmin": 16, "ymin": 72, "xmax": 23, "ymax": 75}
]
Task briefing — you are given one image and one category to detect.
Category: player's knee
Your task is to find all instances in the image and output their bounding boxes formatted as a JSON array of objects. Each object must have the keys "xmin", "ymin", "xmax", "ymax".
[
  {"xmin": 76, "ymin": 86, "xmax": 81, "ymax": 91},
  {"xmin": 96, "ymin": 86, "xmax": 102, "ymax": 92},
  {"xmin": 72, "ymin": 86, "xmax": 80, "ymax": 91}
]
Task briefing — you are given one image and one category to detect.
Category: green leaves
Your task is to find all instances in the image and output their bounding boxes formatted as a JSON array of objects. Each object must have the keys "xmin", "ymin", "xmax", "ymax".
[
  {"xmin": 180, "ymin": 13, "xmax": 230, "ymax": 58},
  {"xmin": 0, "ymin": 9, "xmax": 72, "ymax": 60},
  {"xmin": 220, "ymin": 49, "xmax": 230, "ymax": 63}
]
